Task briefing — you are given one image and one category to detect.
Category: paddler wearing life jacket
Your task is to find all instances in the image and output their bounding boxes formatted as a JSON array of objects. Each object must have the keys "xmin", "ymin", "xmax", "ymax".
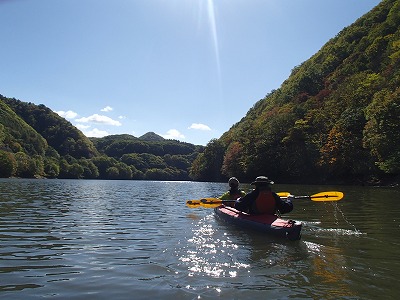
[
  {"xmin": 219, "ymin": 177, "xmax": 247, "ymax": 207},
  {"xmin": 234, "ymin": 176, "xmax": 293, "ymax": 215}
]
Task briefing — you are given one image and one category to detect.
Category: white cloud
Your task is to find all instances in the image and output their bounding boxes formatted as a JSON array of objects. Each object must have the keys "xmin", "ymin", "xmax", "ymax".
[
  {"xmin": 188, "ymin": 123, "xmax": 211, "ymax": 131},
  {"xmin": 118, "ymin": 115, "xmax": 126, "ymax": 119},
  {"xmin": 83, "ymin": 128, "xmax": 109, "ymax": 138},
  {"xmin": 101, "ymin": 106, "xmax": 113, "ymax": 112},
  {"xmin": 75, "ymin": 124, "xmax": 91, "ymax": 130},
  {"xmin": 56, "ymin": 110, "xmax": 78, "ymax": 119},
  {"xmin": 76, "ymin": 114, "xmax": 122, "ymax": 126},
  {"xmin": 162, "ymin": 129, "xmax": 185, "ymax": 140}
]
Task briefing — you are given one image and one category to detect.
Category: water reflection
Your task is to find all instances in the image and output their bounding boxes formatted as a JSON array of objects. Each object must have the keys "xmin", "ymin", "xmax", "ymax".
[
  {"xmin": 304, "ymin": 241, "xmax": 356, "ymax": 298},
  {"xmin": 180, "ymin": 215, "xmax": 250, "ymax": 278}
]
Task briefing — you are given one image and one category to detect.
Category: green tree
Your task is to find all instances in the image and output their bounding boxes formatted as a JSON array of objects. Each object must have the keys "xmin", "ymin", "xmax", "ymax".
[
  {"xmin": 0, "ymin": 150, "xmax": 16, "ymax": 177},
  {"xmin": 44, "ymin": 157, "xmax": 60, "ymax": 178},
  {"xmin": 0, "ymin": 124, "xmax": 5, "ymax": 145},
  {"xmin": 280, "ymin": 119, "xmax": 319, "ymax": 181},
  {"xmin": 121, "ymin": 153, "xmax": 147, "ymax": 169},
  {"xmin": 79, "ymin": 158, "xmax": 99, "ymax": 179},
  {"xmin": 69, "ymin": 163, "xmax": 84, "ymax": 179},
  {"xmin": 15, "ymin": 152, "xmax": 35, "ymax": 178},
  {"xmin": 130, "ymin": 165, "xmax": 144, "ymax": 179},
  {"xmin": 140, "ymin": 153, "xmax": 166, "ymax": 169},
  {"xmin": 144, "ymin": 168, "xmax": 172, "ymax": 180},
  {"xmin": 364, "ymin": 88, "xmax": 400, "ymax": 174},
  {"xmin": 115, "ymin": 162, "xmax": 132, "ymax": 179},
  {"xmin": 106, "ymin": 167, "xmax": 120, "ymax": 179},
  {"xmin": 163, "ymin": 154, "xmax": 191, "ymax": 170},
  {"xmin": 92, "ymin": 156, "xmax": 117, "ymax": 179},
  {"xmin": 189, "ymin": 139, "xmax": 225, "ymax": 181},
  {"xmin": 32, "ymin": 155, "xmax": 45, "ymax": 177},
  {"xmin": 58, "ymin": 159, "xmax": 84, "ymax": 179}
]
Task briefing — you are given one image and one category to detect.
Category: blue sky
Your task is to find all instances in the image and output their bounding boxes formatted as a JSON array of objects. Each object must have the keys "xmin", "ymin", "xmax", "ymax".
[{"xmin": 0, "ymin": 0, "xmax": 381, "ymax": 145}]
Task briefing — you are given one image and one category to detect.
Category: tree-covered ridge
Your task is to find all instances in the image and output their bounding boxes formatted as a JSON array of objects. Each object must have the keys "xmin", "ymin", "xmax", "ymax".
[
  {"xmin": 0, "ymin": 96, "xmax": 203, "ymax": 180},
  {"xmin": 0, "ymin": 99, "xmax": 47, "ymax": 156},
  {"xmin": 91, "ymin": 134, "xmax": 200, "ymax": 157},
  {"xmin": 2, "ymin": 96, "xmax": 98, "ymax": 159},
  {"xmin": 191, "ymin": 0, "xmax": 400, "ymax": 185},
  {"xmin": 90, "ymin": 134, "xmax": 203, "ymax": 180},
  {"xmin": 139, "ymin": 132, "xmax": 165, "ymax": 141}
]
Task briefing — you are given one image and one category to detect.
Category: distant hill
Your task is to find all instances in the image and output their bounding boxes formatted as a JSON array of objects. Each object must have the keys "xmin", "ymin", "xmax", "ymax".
[
  {"xmin": 190, "ymin": 0, "xmax": 400, "ymax": 185},
  {"xmin": 2, "ymin": 96, "xmax": 97, "ymax": 159},
  {"xmin": 97, "ymin": 134, "xmax": 138, "ymax": 141},
  {"xmin": 90, "ymin": 133, "xmax": 203, "ymax": 180},
  {"xmin": 0, "ymin": 97, "xmax": 47, "ymax": 156},
  {"xmin": 139, "ymin": 132, "xmax": 165, "ymax": 141},
  {"xmin": 91, "ymin": 134, "xmax": 202, "ymax": 158},
  {"xmin": 0, "ymin": 95, "xmax": 203, "ymax": 180}
]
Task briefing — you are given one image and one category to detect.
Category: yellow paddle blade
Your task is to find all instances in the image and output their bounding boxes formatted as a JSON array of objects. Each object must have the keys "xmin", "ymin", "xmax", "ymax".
[
  {"xmin": 200, "ymin": 198, "xmax": 224, "ymax": 207},
  {"xmin": 277, "ymin": 192, "xmax": 290, "ymax": 197},
  {"xmin": 186, "ymin": 200, "xmax": 202, "ymax": 208},
  {"xmin": 186, "ymin": 198, "xmax": 220, "ymax": 208},
  {"xmin": 310, "ymin": 191, "xmax": 344, "ymax": 201},
  {"xmin": 200, "ymin": 202, "xmax": 222, "ymax": 208}
]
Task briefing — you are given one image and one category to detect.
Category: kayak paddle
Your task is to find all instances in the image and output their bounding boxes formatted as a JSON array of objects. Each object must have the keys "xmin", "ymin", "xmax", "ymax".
[
  {"xmin": 186, "ymin": 191, "xmax": 344, "ymax": 208},
  {"xmin": 186, "ymin": 192, "xmax": 290, "ymax": 208},
  {"xmin": 288, "ymin": 191, "xmax": 344, "ymax": 202}
]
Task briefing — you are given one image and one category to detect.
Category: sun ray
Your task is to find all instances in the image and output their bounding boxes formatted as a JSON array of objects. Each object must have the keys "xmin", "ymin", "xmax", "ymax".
[{"xmin": 207, "ymin": 0, "xmax": 220, "ymax": 74}]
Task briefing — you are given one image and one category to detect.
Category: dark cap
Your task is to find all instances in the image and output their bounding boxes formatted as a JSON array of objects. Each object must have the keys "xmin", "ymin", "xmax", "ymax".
[
  {"xmin": 228, "ymin": 177, "xmax": 239, "ymax": 186},
  {"xmin": 251, "ymin": 176, "xmax": 274, "ymax": 185}
]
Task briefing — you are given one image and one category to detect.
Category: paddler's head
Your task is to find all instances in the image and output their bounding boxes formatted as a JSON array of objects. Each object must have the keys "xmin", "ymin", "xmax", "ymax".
[
  {"xmin": 251, "ymin": 176, "xmax": 274, "ymax": 189},
  {"xmin": 228, "ymin": 177, "xmax": 239, "ymax": 189}
]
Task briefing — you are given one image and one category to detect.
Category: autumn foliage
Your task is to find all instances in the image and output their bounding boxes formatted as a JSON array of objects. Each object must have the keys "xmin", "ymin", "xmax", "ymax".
[{"xmin": 190, "ymin": 0, "xmax": 400, "ymax": 185}]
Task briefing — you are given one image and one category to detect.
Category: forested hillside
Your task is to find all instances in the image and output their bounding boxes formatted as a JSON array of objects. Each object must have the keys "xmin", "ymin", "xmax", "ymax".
[
  {"xmin": 3, "ymin": 97, "xmax": 98, "ymax": 159},
  {"xmin": 2, "ymin": 0, "xmax": 399, "ymax": 185},
  {"xmin": 190, "ymin": 0, "xmax": 400, "ymax": 185},
  {"xmin": 90, "ymin": 134, "xmax": 203, "ymax": 180},
  {"xmin": 0, "ymin": 96, "xmax": 203, "ymax": 180}
]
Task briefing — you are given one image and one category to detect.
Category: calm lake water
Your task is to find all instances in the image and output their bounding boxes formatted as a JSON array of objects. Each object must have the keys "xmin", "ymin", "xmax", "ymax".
[{"xmin": 0, "ymin": 178, "xmax": 399, "ymax": 299}]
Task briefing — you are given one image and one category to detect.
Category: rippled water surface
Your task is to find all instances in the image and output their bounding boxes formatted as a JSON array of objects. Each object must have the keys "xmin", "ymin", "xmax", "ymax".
[{"xmin": 0, "ymin": 179, "xmax": 399, "ymax": 299}]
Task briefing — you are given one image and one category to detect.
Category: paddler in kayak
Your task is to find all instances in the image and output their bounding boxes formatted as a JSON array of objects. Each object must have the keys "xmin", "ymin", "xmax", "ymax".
[
  {"xmin": 234, "ymin": 176, "xmax": 293, "ymax": 215},
  {"xmin": 219, "ymin": 177, "xmax": 247, "ymax": 206}
]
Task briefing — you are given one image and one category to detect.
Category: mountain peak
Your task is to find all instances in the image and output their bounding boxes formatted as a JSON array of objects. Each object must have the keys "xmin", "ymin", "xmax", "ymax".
[{"xmin": 139, "ymin": 132, "xmax": 165, "ymax": 141}]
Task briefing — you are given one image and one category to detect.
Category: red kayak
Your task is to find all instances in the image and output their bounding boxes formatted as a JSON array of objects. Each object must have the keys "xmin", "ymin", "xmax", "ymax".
[{"xmin": 214, "ymin": 205, "xmax": 302, "ymax": 241}]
